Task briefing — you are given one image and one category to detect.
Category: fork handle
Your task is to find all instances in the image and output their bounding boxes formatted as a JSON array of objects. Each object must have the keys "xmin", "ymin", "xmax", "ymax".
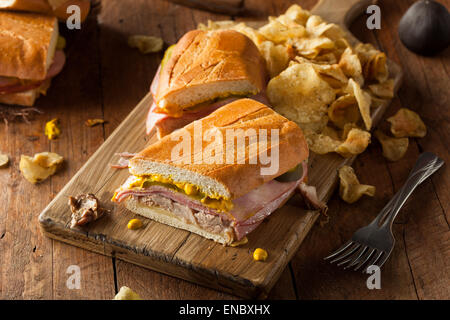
[{"xmin": 375, "ymin": 152, "xmax": 444, "ymax": 227}]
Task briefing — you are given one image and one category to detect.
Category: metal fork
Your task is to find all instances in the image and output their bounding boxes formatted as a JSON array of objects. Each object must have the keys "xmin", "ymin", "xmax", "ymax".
[{"xmin": 325, "ymin": 152, "xmax": 444, "ymax": 272}]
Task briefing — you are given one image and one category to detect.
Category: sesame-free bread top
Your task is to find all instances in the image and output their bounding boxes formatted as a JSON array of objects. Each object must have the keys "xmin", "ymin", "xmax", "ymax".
[
  {"xmin": 129, "ymin": 98, "xmax": 309, "ymax": 200},
  {"xmin": 0, "ymin": 0, "xmax": 52, "ymax": 13},
  {"xmin": 0, "ymin": 11, "xmax": 58, "ymax": 80},
  {"xmin": 0, "ymin": 0, "xmax": 91, "ymax": 22},
  {"xmin": 155, "ymin": 30, "xmax": 267, "ymax": 116}
]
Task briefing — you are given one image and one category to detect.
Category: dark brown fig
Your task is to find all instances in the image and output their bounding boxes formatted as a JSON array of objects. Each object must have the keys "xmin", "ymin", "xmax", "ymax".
[{"xmin": 398, "ymin": 0, "xmax": 450, "ymax": 56}]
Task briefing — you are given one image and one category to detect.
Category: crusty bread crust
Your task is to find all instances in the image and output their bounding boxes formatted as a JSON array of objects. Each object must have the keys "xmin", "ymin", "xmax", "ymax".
[
  {"xmin": 125, "ymin": 197, "xmax": 234, "ymax": 245},
  {"xmin": 155, "ymin": 29, "xmax": 267, "ymax": 114},
  {"xmin": 0, "ymin": 78, "xmax": 50, "ymax": 106},
  {"xmin": 0, "ymin": 0, "xmax": 91, "ymax": 22},
  {"xmin": 0, "ymin": 0, "xmax": 52, "ymax": 13},
  {"xmin": 0, "ymin": 11, "xmax": 58, "ymax": 80},
  {"xmin": 130, "ymin": 98, "xmax": 309, "ymax": 199}
]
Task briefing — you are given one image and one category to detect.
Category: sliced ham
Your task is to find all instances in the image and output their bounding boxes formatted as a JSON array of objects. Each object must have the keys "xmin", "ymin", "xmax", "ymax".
[
  {"xmin": 110, "ymin": 152, "xmax": 137, "ymax": 169},
  {"xmin": 45, "ymin": 50, "xmax": 66, "ymax": 79},
  {"xmin": 114, "ymin": 172, "xmax": 303, "ymax": 241},
  {"xmin": 146, "ymin": 96, "xmax": 241, "ymax": 136},
  {"xmin": 0, "ymin": 50, "xmax": 66, "ymax": 95},
  {"xmin": 146, "ymin": 92, "xmax": 269, "ymax": 136},
  {"xmin": 145, "ymin": 63, "xmax": 269, "ymax": 137},
  {"xmin": 150, "ymin": 65, "xmax": 161, "ymax": 96},
  {"xmin": 297, "ymin": 182, "xmax": 327, "ymax": 212},
  {"xmin": 0, "ymin": 81, "xmax": 43, "ymax": 95},
  {"xmin": 0, "ymin": 76, "xmax": 19, "ymax": 87}
]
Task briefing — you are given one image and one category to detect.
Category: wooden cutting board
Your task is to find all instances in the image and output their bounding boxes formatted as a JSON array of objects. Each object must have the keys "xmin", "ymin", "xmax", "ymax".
[{"xmin": 38, "ymin": 0, "xmax": 402, "ymax": 299}]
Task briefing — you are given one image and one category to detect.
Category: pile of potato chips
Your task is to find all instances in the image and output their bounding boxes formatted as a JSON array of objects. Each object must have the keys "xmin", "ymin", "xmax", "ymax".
[{"xmin": 199, "ymin": 4, "xmax": 397, "ymax": 158}]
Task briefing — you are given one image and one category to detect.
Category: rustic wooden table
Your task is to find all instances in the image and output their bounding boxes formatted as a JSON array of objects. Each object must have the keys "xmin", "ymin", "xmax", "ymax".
[{"xmin": 0, "ymin": 0, "xmax": 448, "ymax": 300}]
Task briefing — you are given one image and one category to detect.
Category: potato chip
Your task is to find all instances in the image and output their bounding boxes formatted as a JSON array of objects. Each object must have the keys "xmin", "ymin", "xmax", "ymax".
[
  {"xmin": 341, "ymin": 122, "xmax": 359, "ymax": 140},
  {"xmin": 19, "ymin": 152, "xmax": 64, "ymax": 184},
  {"xmin": 369, "ymin": 78, "xmax": 395, "ymax": 99},
  {"xmin": 306, "ymin": 15, "xmax": 343, "ymax": 41},
  {"xmin": 355, "ymin": 43, "xmax": 388, "ymax": 83},
  {"xmin": 290, "ymin": 37, "xmax": 334, "ymax": 59},
  {"xmin": 328, "ymin": 94, "xmax": 360, "ymax": 128},
  {"xmin": 34, "ymin": 152, "xmax": 63, "ymax": 168},
  {"xmin": 307, "ymin": 132, "xmax": 341, "ymax": 154},
  {"xmin": 336, "ymin": 128, "xmax": 371, "ymax": 158},
  {"xmin": 338, "ymin": 165, "xmax": 376, "ymax": 203},
  {"xmin": 198, "ymin": 20, "xmax": 236, "ymax": 31},
  {"xmin": 198, "ymin": 21, "xmax": 264, "ymax": 46},
  {"xmin": 128, "ymin": 35, "xmax": 163, "ymax": 54},
  {"xmin": 299, "ymin": 115, "xmax": 330, "ymax": 135},
  {"xmin": 311, "ymin": 62, "xmax": 348, "ymax": 88},
  {"xmin": 0, "ymin": 153, "xmax": 9, "ymax": 168},
  {"xmin": 338, "ymin": 47, "xmax": 364, "ymax": 86},
  {"xmin": 346, "ymin": 79, "xmax": 372, "ymax": 130},
  {"xmin": 366, "ymin": 52, "xmax": 388, "ymax": 83},
  {"xmin": 259, "ymin": 19, "xmax": 306, "ymax": 44},
  {"xmin": 283, "ymin": 4, "xmax": 311, "ymax": 26},
  {"xmin": 332, "ymin": 37, "xmax": 351, "ymax": 60},
  {"xmin": 231, "ymin": 23, "xmax": 264, "ymax": 45},
  {"xmin": 113, "ymin": 286, "xmax": 142, "ymax": 300},
  {"xmin": 375, "ymin": 130, "xmax": 409, "ymax": 161},
  {"xmin": 355, "ymin": 43, "xmax": 378, "ymax": 66},
  {"xmin": 322, "ymin": 126, "xmax": 340, "ymax": 140},
  {"xmin": 313, "ymin": 52, "xmax": 337, "ymax": 64},
  {"xmin": 387, "ymin": 108, "xmax": 426, "ymax": 138},
  {"xmin": 85, "ymin": 119, "xmax": 106, "ymax": 127},
  {"xmin": 258, "ymin": 41, "xmax": 290, "ymax": 78},
  {"xmin": 267, "ymin": 61, "xmax": 335, "ymax": 133}
]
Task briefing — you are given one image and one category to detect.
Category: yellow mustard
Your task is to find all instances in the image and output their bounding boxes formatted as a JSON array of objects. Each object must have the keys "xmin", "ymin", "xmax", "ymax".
[
  {"xmin": 44, "ymin": 118, "xmax": 61, "ymax": 140},
  {"xmin": 127, "ymin": 218, "xmax": 143, "ymax": 230},
  {"xmin": 126, "ymin": 174, "xmax": 233, "ymax": 212},
  {"xmin": 253, "ymin": 248, "xmax": 268, "ymax": 262}
]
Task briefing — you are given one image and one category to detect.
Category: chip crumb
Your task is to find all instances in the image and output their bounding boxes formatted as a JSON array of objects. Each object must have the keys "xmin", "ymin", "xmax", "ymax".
[
  {"xmin": 128, "ymin": 35, "xmax": 163, "ymax": 54},
  {"xmin": 85, "ymin": 119, "xmax": 106, "ymax": 127},
  {"xmin": 19, "ymin": 152, "xmax": 63, "ymax": 184},
  {"xmin": 0, "ymin": 153, "xmax": 9, "ymax": 168},
  {"xmin": 375, "ymin": 130, "xmax": 409, "ymax": 162},
  {"xmin": 338, "ymin": 165, "xmax": 375, "ymax": 204},
  {"xmin": 113, "ymin": 286, "xmax": 142, "ymax": 300},
  {"xmin": 336, "ymin": 128, "xmax": 371, "ymax": 158},
  {"xmin": 387, "ymin": 108, "xmax": 426, "ymax": 138}
]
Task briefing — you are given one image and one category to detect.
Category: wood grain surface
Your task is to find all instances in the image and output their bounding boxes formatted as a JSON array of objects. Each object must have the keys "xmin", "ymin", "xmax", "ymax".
[
  {"xmin": 37, "ymin": 0, "xmax": 401, "ymax": 299},
  {"xmin": 0, "ymin": 0, "xmax": 448, "ymax": 300}
]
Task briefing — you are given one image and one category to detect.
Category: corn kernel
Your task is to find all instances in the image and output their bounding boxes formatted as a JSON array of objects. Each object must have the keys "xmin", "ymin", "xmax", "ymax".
[
  {"xmin": 253, "ymin": 248, "xmax": 268, "ymax": 261},
  {"xmin": 127, "ymin": 218, "xmax": 143, "ymax": 230}
]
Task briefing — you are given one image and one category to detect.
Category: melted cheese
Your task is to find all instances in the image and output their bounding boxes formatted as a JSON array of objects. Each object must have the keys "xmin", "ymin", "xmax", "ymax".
[{"xmin": 126, "ymin": 174, "xmax": 233, "ymax": 212}]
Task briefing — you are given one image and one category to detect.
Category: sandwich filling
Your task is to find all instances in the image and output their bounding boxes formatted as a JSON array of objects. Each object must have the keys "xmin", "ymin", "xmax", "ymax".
[
  {"xmin": 146, "ymin": 30, "xmax": 268, "ymax": 137},
  {"xmin": 0, "ymin": 49, "xmax": 65, "ymax": 95},
  {"xmin": 113, "ymin": 161, "xmax": 308, "ymax": 244},
  {"xmin": 146, "ymin": 63, "xmax": 269, "ymax": 137},
  {"xmin": 115, "ymin": 174, "xmax": 233, "ymax": 212}
]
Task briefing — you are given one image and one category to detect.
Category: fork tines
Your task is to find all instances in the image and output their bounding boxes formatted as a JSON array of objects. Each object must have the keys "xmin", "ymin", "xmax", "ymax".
[{"xmin": 325, "ymin": 241, "xmax": 387, "ymax": 272}]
